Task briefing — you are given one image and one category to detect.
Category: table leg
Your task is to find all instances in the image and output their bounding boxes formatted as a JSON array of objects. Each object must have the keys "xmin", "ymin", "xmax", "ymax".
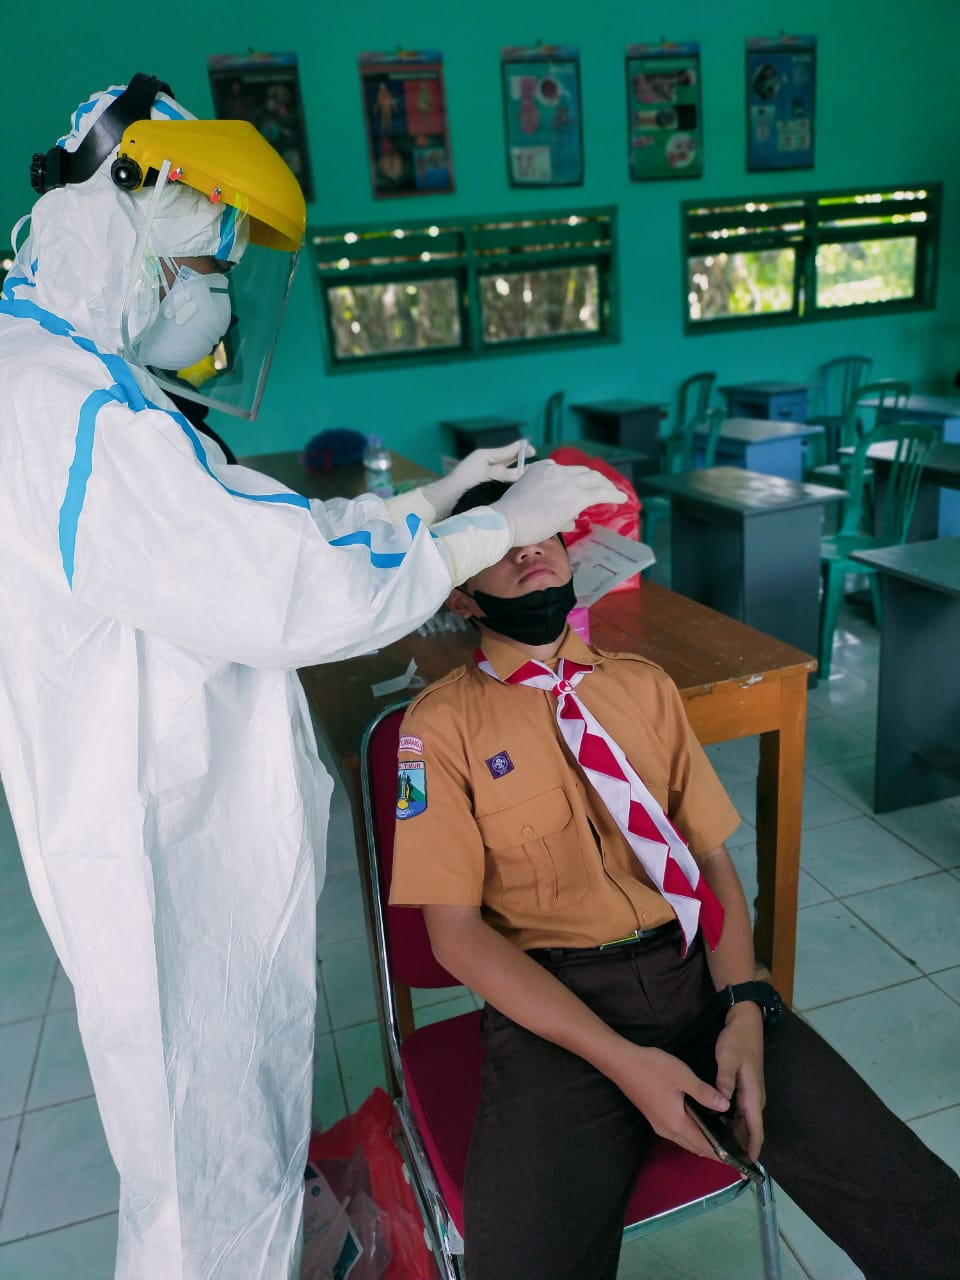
[{"xmin": 753, "ymin": 669, "xmax": 807, "ymax": 1004}]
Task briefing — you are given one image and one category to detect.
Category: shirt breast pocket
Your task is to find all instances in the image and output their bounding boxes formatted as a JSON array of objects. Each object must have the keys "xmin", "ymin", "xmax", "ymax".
[{"xmin": 477, "ymin": 788, "xmax": 590, "ymax": 913}]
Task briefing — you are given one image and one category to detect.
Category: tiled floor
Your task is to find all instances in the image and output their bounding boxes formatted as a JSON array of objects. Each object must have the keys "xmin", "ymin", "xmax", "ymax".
[{"xmin": 2, "ymin": 584, "xmax": 959, "ymax": 1278}]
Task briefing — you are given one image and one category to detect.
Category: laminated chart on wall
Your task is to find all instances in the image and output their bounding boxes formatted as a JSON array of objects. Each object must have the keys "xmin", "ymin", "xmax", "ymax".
[
  {"xmin": 625, "ymin": 42, "xmax": 703, "ymax": 181},
  {"xmin": 501, "ymin": 45, "xmax": 584, "ymax": 186},
  {"xmin": 208, "ymin": 51, "xmax": 315, "ymax": 201},
  {"xmin": 359, "ymin": 49, "xmax": 454, "ymax": 197},
  {"xmin": 746, "ymin": 35, "xmax": 816, "ymax": 171}
]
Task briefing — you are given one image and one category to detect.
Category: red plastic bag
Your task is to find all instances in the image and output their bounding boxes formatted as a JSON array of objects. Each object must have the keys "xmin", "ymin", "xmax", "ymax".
[
  {"xmin": 304, "ymin": 1088, "xmax": 436, "ymax": 1280},
  {"xmin": 550, "ymin": 446, "xmax": 643, "ymax": 592}
]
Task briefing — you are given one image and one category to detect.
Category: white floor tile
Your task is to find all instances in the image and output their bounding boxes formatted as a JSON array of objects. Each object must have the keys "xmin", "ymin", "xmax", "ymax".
[
  {"xmin": 0, "ymin": 891, "xmax": 49, "ymax": 954},
  {"xmin": 873, "ymin": 796, "xmax": 960, "ymax": 868},
  {"xmin": 806, "ymin": 979, "xmax": 960, "ymax": 1120},
  {"xmin": 800, "ymin": 816, "xmax": 940, "ymax": 897},
  {"xmin": 803, "ymin": 715, "xmax": 874, "ymax": 768},
  {"xmin": 775, "ymin": 1190, "xmax": 865, "ymax": 1280},
  {"xmin": 807, "ymin": 753, "xmax": 875, "ymax": 814},
  {"xmin": 792, "ymin": 901, "xmax": 917, "ymax": 1010},
  {"xmin": 312, "ymin": 1030, "xmax": 347, "ymax": 1131},
  {"xmin": 0, "ymin": 1213, "xmax": 117, "ymax": 1280},
  {"xmin": 48, "ymin": 965, "xmax": 76, "ymax": 1013},
  {"xmin": 909, "ymin": 1103, "xmax": 960, "ymax": 1176},
  {"xmin": 0, "ymin": 1115, "xmax": 19, "ymax": 1203},
  {"xmin": 315, "ymin": 871, "xmax": 366, "ymax": 949},
  {"xmin": 332, "ymin": 1021, "xmax": 388, "ymax": 1114},
  {"xmin": 317, "ymin": 934, "xmax": 378, "ymax": 1031},
  {"xmin": 0, "ymin": 1097, "xmax": 118, "ymax": 1242},
  {"xmin": 0, "ymin": 1020, "xmax": 41, "ymax": 1121},
  {"xmin": 26, "ymin": 1010, "xmax": 95, "ymax": 1112},
  {"xmin": 844, "ymin": 871, "xmax": 960, "ymax": 974},
  {"xmin": 0, "ymin": 948, "xmax": 56, "ymax": 1025},
  {"xmin": 930, "ymin": 965, "xmax": 960, "ymax": 1006}
]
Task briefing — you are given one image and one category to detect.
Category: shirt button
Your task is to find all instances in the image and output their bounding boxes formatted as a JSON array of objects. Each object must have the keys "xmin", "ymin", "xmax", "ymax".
[{"xmin": 521, "ymin": 825, "xmax": 534, "ymax": 837}]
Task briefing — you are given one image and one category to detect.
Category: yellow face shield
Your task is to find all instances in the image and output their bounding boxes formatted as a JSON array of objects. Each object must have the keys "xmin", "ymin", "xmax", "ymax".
[{"xmin": 114, "ymin": 118, "xmax": 306, "ymax": 253}]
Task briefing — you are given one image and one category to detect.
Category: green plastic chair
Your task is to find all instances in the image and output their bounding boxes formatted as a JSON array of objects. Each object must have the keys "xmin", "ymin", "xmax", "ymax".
[
  {"xmin": 661, "ymin": 372, "xmax": 717, "ymax": 467},
  {"xmin": 807, "ymin": 378, "xmax": 910, "ymax": 487},
  {"xmin": 818, "ymin": 421, "xmax": 935, "ymax": 679},
  {"xmin": 643, "ymin": 408, "xmax": 725, "ymax": 546},
  {"xmin": 543, "ymin": 390, "xmax": 565, "ymax": 447},
  {"xmin": 804, "ymin": 355, "xmax": 874, "ymax": 467}
]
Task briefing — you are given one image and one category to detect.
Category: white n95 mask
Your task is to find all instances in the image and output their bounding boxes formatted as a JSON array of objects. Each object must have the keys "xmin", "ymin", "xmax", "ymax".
[{"xmin": 136, "ymin": 266, "xmax": 231, "ymax": 371}]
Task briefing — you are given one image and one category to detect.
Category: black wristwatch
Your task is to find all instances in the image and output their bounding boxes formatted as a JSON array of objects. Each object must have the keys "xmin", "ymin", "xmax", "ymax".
[{"xmin": 715, "ymin": 981, "xmax": 784, "ymax": 1031}]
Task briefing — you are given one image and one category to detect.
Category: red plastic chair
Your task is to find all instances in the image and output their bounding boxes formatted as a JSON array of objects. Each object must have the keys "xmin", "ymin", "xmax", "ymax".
[{"xmin": 360, "ymin": 704, "xmax": 784, "ymax": 1279}]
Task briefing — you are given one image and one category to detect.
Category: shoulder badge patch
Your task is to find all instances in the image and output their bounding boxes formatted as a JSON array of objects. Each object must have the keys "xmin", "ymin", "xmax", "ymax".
[
  {"xmin": 396, "ymin": 760, "xmax": 427, "ymax": 819},
  {"xmin": 399, "ymin": 734, "xmax": 424, "ymax": 755}
]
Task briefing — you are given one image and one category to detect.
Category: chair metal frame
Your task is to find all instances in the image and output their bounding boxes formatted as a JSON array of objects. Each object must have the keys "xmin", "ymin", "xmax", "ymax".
[
  {"xmin": 359, "ymin": 703, "xmax": 784, "ymax": 1280},
  {"xmin": 807, "ymin": 355, "xmax": 874, "ymax": 464},
  {"xmin": 644, "ymin": 407, "xmax": 726, "ymax": 546}
]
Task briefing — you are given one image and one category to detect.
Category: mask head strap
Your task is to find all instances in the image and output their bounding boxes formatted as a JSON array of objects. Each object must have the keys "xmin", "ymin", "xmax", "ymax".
[{"xmin": 30, "ymin": 73, "xmax": 173, "ymax": 195}]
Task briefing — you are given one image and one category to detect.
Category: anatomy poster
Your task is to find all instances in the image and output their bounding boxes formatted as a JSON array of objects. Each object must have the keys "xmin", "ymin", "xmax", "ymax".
[
  {"xmin": 746, "ymin": 35, "xmax": 816, "ymax": 170},
  {"xmin": 359, "ymin": 50, "xmax": 454, "ymax": 197},
  {"xmin": 501, "ymin": 46, "xmax": 583, "ymax": 186},
  {"xmin": 625, "ymin": 42, "xmax": 703, "ymax": 180}
]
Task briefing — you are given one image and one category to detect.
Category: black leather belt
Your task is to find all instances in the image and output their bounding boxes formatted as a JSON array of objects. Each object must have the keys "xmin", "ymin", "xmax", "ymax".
[{"xmin": 527, "ymin": 919, "xmax": 681, "ymax": 965}]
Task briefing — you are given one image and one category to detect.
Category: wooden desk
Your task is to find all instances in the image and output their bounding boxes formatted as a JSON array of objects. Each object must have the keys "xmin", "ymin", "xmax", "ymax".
[
  {"xmin": 244, "ymin": 451, "xmax": 815, "ymax": 1003},
  {"xmin": 440, "ymin": 416, "xmax": 526, "ymax": 459},
  {"xmin": 569, "ymin": 399, "xmax": 665, "ymax": 475},
  {"xmin": 852, "ymin": 538, "xmax": 960, "ymax": 812},
  {"xmin": 719, "ymin": 381, "xmax": 814, "ymax": 423},
  {"xmin": 647, "ymin": 467, "xmax": 844, "ymax": 662},
  {"xmin": 698, "ymin": 417, "xmax": 825, "ymax": 482}
]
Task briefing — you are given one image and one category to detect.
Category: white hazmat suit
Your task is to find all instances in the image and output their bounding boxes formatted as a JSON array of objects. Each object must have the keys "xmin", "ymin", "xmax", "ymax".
[{"xmin": 0, "ymin": 79, "xmax": 624, "ymax": 1280}]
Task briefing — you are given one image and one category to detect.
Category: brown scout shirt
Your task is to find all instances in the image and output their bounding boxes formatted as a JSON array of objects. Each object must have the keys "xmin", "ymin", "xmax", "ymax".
[{"xmin": 389, "ymin": 628, "xmax": 741, "ymax": 951}]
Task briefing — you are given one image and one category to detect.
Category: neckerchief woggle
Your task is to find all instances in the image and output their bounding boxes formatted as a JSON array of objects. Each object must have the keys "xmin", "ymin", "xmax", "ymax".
[{"xmin": 475, "ymin": 650, "xmax": 725, "ymax": 953}]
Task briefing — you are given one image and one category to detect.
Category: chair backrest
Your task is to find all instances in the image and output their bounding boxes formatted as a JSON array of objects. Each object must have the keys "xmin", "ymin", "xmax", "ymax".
[
  {"xmin": 361, "ymin": 703, "xmax": 461, "ymax": 1074},
  {"xmin": 818, "ymin": 355, "xmax": 873, "ymax": 417},
  {"xmin": 544, "ymin": 390, "xmax": 565, "ymax": 448},
  {"xmin": 666, "ymin": 405, "xmax": 724, "ymax": 473},
  {"xmin": 840, "ymin": 378, "xmax": 910, "ymax": 448},
  {"xmin": 676, "ymin": 371, "xmax": 717, "ymax": 433},
  {"xmin": 838, "ymin": 421, "xmax": 936, "ymax": 539}
]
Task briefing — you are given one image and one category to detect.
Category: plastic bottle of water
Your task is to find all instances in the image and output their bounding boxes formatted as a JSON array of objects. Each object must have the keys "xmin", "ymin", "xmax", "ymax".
[{"xmin": 362, "ymin": 435, "xmax": 394, "ymax": 498}]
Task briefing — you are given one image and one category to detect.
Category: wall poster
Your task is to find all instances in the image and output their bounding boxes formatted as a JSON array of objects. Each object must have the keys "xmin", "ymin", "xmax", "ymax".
[
  {"xmin": 359, "ymin": 50, "xmax": 454, "ymax": 198},
  {"xmin": 501, "ymin": 45, "xmax": 583, "ymax": 187},
  {"xmin": 746, "ymin": 35, "xmax": 816, "ymax": 171},
  {"xmin": 625, "ymin": 41, "xmax": 702, "ymax": 180},
  {"xmin": 207, "ymin": 52, "xmax": 315, "ymax": 201}
]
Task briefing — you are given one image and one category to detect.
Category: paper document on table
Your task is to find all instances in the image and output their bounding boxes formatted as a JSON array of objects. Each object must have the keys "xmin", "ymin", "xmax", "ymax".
[
  {"xmin": 570, "ymin": 527, "xmax": 655, "ymax": 607},
  {"xmin": 370, "ymin": 658, "xmax": 427, "ymax": 699}
]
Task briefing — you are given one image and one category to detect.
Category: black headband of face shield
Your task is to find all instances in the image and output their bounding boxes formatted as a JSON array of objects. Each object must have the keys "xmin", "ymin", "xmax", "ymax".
[{"xmin": 30, "ymin": 73, "xmax": 173, "ymax": 195}]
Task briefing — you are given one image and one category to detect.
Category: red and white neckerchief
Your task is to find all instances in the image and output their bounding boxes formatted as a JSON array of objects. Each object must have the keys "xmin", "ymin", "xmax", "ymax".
[{"xmin": 475, "ymin": 650, "xmax": 724, "ymax": 953}]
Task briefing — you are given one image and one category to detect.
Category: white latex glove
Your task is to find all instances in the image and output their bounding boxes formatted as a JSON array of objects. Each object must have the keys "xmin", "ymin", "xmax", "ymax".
[
  {"xmin": 489, "ymin": 459, "xmax": 627, "ymax": 547},
  {"xmin": 418, "ymin": 440, "xmax": 536, "ymax": 520}
]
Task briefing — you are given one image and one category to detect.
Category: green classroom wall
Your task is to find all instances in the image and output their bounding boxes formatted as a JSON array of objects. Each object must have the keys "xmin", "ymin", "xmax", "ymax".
[{"xmin": 4, "ymin": 0, "xmax": 958, "ymax": 466}]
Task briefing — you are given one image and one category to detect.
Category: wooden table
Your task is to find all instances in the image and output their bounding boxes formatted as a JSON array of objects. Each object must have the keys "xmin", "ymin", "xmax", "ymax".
[
  {"xmin": 569, "ymin": 399, "xmax": 665, "ymax": 475},
  {"xmin": 646, "ymin": 467, "xmax": 844, "ymax": 663},
  {"xmin": 440, "ymin": 416, "xmax": 526, "ymax": 459},
  {"xmin": 719, "ymin": 381, "xmax": 814, "ymax": 423},
  {"xmin": 244, "ymin": 450, "xmax": 817, "ymax": 1003},
  {"xmin": 852, "ymin": 538, "xmax": 960, "ymax": 812},
  {"xmin": 841, "ymin": 439, "xmax": 960, "ymax": 540},
  {"xmin": 698, "ymin": 417, "xmax": 825, "ymax": 482}
]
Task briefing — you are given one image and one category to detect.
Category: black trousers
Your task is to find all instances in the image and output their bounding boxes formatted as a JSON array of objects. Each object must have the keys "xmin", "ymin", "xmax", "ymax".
[{"xmin": 463, "ymin": 928, "xmax": 960, "ymax": 1280}]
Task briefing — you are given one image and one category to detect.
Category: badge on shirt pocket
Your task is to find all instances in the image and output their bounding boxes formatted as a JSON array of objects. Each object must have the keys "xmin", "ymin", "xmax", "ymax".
[{"xmin": 396, "ymin": 760, "xmax": 427, "ymax": 819}]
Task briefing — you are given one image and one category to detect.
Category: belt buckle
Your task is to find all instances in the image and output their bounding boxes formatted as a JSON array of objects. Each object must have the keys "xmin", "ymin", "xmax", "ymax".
[{"xmin": 598, "ymin": 929, "xmax": 644, "ymax": 951}]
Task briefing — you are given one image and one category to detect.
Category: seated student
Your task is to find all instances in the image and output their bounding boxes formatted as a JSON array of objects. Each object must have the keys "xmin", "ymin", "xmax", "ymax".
[{"xmin": 390, "ymin": 477, "xmax": 960, "ymax": 1280}]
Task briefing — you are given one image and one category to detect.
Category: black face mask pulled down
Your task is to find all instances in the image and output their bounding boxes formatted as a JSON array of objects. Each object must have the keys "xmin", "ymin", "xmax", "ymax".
[{"xmin": 466, "ymin": 578, "xmax": 577, "ymax": 646}]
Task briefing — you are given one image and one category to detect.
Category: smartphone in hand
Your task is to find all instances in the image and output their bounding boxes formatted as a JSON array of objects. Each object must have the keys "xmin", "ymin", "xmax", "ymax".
[{"xmin": 683, "ymin": 1095, "xmax": 764, "ymax": 1186}]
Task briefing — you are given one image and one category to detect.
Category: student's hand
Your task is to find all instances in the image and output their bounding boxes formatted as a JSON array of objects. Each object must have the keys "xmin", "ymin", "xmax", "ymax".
[
  {"xmin": 420, "ymin": 441, "xmax": 536, "ymax": 519},
  {"xmin": 714, "ymin": 1004, "xmax": 766, "ymax": 1161},
  {"xmin": 606, "ymin": 1042, "xmax": 731, "ymax": 1162}
]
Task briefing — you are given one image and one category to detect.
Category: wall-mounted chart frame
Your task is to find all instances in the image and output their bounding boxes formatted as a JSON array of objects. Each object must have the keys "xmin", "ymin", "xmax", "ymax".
[
  {"xmin": 208, "ymin": 52, "xmax": 315, "ymax": 202},
  {"xmin": 746, "ymin": 35, "xmax": 816, "ymax": 171},
  {"xmin": 501, "ymin": 45, "xmax": 584, "ymax": 187},
  {"xmin": 625, "ymin": 41, "xmax": 703, "ymax": 181},
  {"xmin": 359, "ymin": 49, "xmax": 454, "ymax": 198}
]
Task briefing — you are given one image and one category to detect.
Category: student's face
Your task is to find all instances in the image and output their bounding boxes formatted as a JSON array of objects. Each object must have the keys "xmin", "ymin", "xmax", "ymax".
[{"xmin": 452, "ymin": 536, "xmax": 572, "ymax": 614}]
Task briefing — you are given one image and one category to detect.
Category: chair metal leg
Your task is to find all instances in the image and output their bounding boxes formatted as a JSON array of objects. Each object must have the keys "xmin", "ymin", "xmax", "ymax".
[{"xmin": 753, "ymin": 1167, "xmax": 784, "ymax": 1280}]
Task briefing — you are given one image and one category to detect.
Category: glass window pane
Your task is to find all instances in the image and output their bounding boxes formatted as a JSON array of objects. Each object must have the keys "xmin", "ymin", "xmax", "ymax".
[
  {"xmin": 326, "ymin": 278, "xmax": 462, "ymax": 360},
  {"xmin": 480, "ymin": 265, "xmax": 600, "ymax": 344},
  {"xmin": 687, "ymin": 249, "xmax": 795, "ymax": 322},
  {"xmin": 816, "ymin": 237, "xmax": 917, "ymax": 309}
]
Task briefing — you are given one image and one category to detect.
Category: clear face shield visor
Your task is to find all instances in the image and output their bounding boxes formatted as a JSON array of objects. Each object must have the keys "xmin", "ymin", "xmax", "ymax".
[{"xmin": 121, "ymin": 165, "xmax": 299, "ymax": 421}]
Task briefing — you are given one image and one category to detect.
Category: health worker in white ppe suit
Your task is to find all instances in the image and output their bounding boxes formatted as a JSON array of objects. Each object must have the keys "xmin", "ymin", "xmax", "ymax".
[{"xmin": 0, "ymin": 75, "xmax": 625, "ymax": 1280}]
